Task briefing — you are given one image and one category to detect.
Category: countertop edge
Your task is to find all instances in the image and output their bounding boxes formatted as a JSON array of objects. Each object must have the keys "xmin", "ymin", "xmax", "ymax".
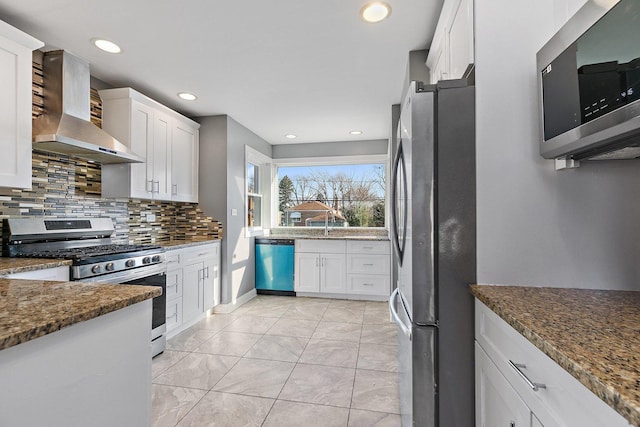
[
  {"xmin": 160, "ymin": 239, "xmax": 221, "ymax": 250},
  {"xmin": 470, "ymin": 284, "xmax": 638, "ymax": 426},
  {"xmin": 0, "ymin": 283, "xmax": 161, "ymax": 351}
]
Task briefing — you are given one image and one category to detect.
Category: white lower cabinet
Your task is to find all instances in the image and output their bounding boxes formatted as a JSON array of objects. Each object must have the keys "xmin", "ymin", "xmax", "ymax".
[
  {"xmin": 475, "ymin": 300, "xmax": 631, "ymax": 427},
  {"xmin": 294, "ymin": 239, "xmax": 391, "ymax": 300},
  {"xmin": 165, "ymin": 241, "xmax": 220, "ymax": 338},
  {"xmin": 295, "ymin": 240, "xmax": 346, "ymax": 294},
  {"xmin": 476, "ymin": 342, "xmax": 532, "ymax": 427},
  {"xmin": 345, "ymin": 240, "xmax": 390, "ymax": 297}
]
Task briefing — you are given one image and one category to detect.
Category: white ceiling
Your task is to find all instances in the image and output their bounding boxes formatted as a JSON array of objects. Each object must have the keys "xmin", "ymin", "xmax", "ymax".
[{"xmin": 0, "ymin": 0, "xmax": 443, "ymax": 144}]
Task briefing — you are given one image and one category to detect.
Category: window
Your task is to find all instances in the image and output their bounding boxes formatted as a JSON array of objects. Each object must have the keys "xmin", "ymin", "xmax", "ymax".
[
  {"xmin": 245, "ymin": 146, "xmax": 272, "ymax": 237},
  {"xmin": 275, "ymin": 160, "xmax": 386, "ymax": 229},
  {"xmin": 247, "ymin": 162, "xmax": 261, "ymax": 228}
]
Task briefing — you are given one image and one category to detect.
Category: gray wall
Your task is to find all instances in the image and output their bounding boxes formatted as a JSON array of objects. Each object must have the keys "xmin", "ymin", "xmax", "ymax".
[
  {"xmin": 197, "ymin": 115, "xmax": 273, "ymax": 304},
  {"xmin": 475, "ymin": 0, "xmax": 640, "ymax": 290},
  {"xmin": 272, "ymin": 139, "xmax": 388, "ymax": 159}
]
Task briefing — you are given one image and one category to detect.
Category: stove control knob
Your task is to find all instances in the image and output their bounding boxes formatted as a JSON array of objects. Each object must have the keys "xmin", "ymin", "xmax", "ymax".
[
  {"xmin": 142, "ymin": 256, "xmax": 151, "ymax": 265},
  {"xmin": 91, "ymin": 265, "xmax": 102, "ymax": 274},
  {"xmin": 125, "ymin": 260, "xmax": 136, "ymax": 268},
  {"xmin": 105, "ymin": 262, "xmax": 115, "ymax": 271},
  {"xmin": 151, "ymin": 255, "xmax": 162, "ymax": 263}
]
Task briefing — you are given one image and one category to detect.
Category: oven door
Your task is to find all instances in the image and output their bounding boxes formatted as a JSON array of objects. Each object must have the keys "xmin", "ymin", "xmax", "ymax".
[{"xmin": 79, "ymin": 263, "xmax": 167, "ymax": 339}]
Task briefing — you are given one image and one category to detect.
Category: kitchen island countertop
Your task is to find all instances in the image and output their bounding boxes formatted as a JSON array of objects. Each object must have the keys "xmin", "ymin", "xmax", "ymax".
[
  {"xmin": 470, "ymin": 284, "xmax": 640, "ymax": 427},
  {"xmin": 0, "ymin": 278, "xmax": 160, "ymax": 351},
  {"xmin": 0, "ymin": 257, "xmax": 72, "ymax": 276}
]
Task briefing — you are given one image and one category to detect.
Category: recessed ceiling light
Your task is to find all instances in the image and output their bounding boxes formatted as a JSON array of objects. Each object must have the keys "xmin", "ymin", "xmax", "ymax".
[
  {"xmin": 92, "ymin": 38, "xmax": 121, "ymax": 54},
  {"xmin": 177, "ymin": 92, "xmax": 197, "ymax": 101},
  {"xmin": 285, "ymin": 134, "xmax": 297, "ymax": 139},
  {"xmin": 349, "ymin": 130, "xmax": 363, "ymax": 135},
  {"xmin": 360, "ymin": 2, "xmax": 392, "ymax": 23}
]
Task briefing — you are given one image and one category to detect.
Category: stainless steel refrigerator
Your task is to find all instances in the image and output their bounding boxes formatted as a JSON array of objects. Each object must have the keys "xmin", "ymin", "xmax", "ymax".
[{"xmin": 389, "ymin": 79, "xmax": 476, "ymax": 427}]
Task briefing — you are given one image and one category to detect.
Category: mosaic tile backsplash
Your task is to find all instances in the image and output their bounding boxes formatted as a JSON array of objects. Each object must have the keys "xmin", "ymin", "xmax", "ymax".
[{"xmin": 0, "ymin": 60, "xmax": 222, "ymax": 244}]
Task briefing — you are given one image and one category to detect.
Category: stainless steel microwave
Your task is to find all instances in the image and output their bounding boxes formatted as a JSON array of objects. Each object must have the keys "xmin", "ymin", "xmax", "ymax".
[{"xmin": 537, "ymin": 0, "xmax": 640, "ymax": 160}]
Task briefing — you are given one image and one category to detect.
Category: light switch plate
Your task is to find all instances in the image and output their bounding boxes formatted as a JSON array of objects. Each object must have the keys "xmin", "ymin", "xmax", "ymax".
[{"xmin": 231, "ymin": 209, "xmax": 238, "ymax": 216}]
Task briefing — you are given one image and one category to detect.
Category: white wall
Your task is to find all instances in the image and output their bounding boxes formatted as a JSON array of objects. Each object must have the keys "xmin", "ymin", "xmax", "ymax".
[{"xmin": 475, "ymin": 0, "xmax": 640, "ymax": 290}]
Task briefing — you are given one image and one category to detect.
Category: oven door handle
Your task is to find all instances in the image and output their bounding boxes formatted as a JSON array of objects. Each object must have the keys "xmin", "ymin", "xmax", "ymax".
[{"xmin": 78, "ymin": 263, "xmax": 166, "ymax": 284}]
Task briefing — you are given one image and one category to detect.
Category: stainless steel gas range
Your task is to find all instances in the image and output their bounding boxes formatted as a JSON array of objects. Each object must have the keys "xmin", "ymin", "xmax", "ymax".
[{"xmin": 2, "ymin": 217, "xmax": 167, "ymax": 357}]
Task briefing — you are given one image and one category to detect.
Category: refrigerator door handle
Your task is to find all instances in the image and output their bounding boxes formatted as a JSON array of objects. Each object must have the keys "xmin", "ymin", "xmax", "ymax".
[{"xmin": 389, "ymin": 288, "xmax": 412, "ymax": 340}]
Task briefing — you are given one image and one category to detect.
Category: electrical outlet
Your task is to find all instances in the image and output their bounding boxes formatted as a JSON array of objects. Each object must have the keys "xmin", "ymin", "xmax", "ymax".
[
  {"xmin": 231, "ymin": 209, "xmax": 238, "ymax": 216},
  {"xmin": 146, "ymin": 213, "xmax": 156, "ymax": 222}
]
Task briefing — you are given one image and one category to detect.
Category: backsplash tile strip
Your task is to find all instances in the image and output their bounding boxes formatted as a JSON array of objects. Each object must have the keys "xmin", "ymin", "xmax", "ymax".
[{"xmin": 0, "ymin": 60, "xmax": 222, "ymax": 244}]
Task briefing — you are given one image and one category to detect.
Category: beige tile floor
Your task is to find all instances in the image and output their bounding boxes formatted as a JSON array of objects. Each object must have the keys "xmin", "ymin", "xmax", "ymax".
[{"xmin": 151, "ymin": 295, "xmax": 401, "ymax": 427}]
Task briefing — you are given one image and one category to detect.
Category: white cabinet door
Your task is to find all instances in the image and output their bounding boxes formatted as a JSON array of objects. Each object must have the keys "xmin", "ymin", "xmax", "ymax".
[
  {"xmin": 295, "ymin": 253, "xmax": 320, "ymax": 292},
  {"xmin": 320, "ymin": 253, "xmax": 346, "ymax": 294},
  {"xmin": 0, "ymin": 25, "xmax": 42, "ymax": 189},
  {"xmin": 171, "ymin": 123, "xmax": 198, "ymax": 202},
  {"xmin": 448, "ymin": 0, "xmax": 474, "ymax": 79},
  {"xmin": 129, "ymin": 100, "xmax": 154, "ymax": 198},
  {"xmin": 182, "ymin": 263, "xmax": 203, "ymax": 324},
  {"xmin": 476, "ymin": 342, "xmax": 531, "ymax": 427},
  {"xmin": 153, "ymin": 111, "xmax": 172, "ymax": 200},
  {"xmin": 202, "ymin": 256, "xmax": 218, "ymax": 310}
]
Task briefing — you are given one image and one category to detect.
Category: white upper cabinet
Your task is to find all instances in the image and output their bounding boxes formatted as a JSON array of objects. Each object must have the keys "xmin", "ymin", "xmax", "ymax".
[
  {"xmin": 0, "ymin": 21, "xmax": 43, "ymax": 189},
  {"xmin": 427, "ymin": 0, "xmax": 474, "ymax": 83},
  {"xmin": 99, "ymin": 88, "xmax": 199, "ymax": 202},
  {"xmin": 171, "ymin": 122, "xmax": 199, "ymax": 202}
]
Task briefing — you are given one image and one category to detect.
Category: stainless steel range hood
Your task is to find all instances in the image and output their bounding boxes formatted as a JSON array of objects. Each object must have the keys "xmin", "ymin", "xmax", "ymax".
[{"xmin": 32, "ymin": 50, "xmax": 143, "ymax": 164}]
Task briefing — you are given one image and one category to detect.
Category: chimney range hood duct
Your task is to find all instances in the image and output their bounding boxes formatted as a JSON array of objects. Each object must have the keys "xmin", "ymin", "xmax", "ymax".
[{"xmin": 32, "ymin": 50, "xmax": 143, "ymax": 164}]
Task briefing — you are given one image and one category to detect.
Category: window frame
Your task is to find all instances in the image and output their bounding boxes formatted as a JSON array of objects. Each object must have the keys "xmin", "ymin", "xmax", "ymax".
[
  {"xmin": 272, "ymin": 154, "xmax": 389, "ymax": 230},
  {"xmin": 245, "ymin": 146, "xmax": 274, "ymax": 237}
]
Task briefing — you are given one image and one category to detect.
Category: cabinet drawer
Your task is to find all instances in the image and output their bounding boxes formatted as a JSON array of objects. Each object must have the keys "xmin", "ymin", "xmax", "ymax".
[
  {"xmin": 166, "ymin": 268, "xmax": 183, "ymax": 300},
  {"xmin": 475, "ymin": 300, "xmax": 630, "ymax": 427},
  {"xmin": 347, "ymin": 274, "xmax": 390, "ymax": 296},
  {"xmin": 296, "ymin": 239, "xmax": 345, "ymax": 254},
  {"xmin": 182, "ymin": 243, "xmax": 219, "ymax": 263},
  {"xmin": 346, "ymin": 240, "xmax": 390, "ymax": 255},
  {"xmin": 165, "ymin": 250, "xmax": 182, "ymax": 268},
  {"xmin": 166, "ymin": 297, "xmax": 183, "ymax": 332},
  {"xmin": 346, "ymin": 254, "xmax": 389, "ymax": 275}
]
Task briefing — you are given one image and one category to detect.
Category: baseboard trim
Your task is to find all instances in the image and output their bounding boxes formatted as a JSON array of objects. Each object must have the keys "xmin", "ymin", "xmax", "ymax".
[{"xmin": 213, "ymin": 289, "xmax": 257, "ymax": 314}]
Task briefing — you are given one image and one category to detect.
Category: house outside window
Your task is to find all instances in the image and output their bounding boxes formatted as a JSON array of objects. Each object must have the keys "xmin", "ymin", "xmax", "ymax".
[{"xmin": 276, "ymin": 160, "xmax": 386, "ymax": 229}]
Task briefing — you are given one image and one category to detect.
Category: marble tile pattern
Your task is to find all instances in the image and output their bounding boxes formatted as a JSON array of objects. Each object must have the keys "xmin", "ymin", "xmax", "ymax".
[
  {"xmin": 0, "ymin": 258, "xmax": 71, "ymax": 276},
  {"xmin": 470, "ymin": 284, "xmax": 640, "ymax": 427},
  {"xmin": 152, "ymin": 295, "xmax": 400, "ymax": 427},
  {"xmin": 0, "ymin": 278, "xmax": 160, "ymax": 350}
]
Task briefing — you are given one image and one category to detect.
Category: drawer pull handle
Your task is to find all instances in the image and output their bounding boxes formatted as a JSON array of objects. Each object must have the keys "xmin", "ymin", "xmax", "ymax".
[
  {"xmin": 362, "ymin": 246, "xmax": 373, "ymax": 249},
  {"xmin": 167, "ymin": 283, "xmax": 178, "ymax": 289},
  {"xmin": 198, "ymin": 252, "xmax": 209, "ymax": 257},
  {"xmin": 362, "ymin": 263, "xmax": 374, "ymax": 266},
  {"xmin": 167, "ymin": 312, "xmax": 177, "ymax": 319},
  {"xmin": 362, "ymin": 283, "xmax": 374, "ymax": 286},
  {"xmin": 508, "ymin": 360, "xmax": 546, "ymax": 391}
]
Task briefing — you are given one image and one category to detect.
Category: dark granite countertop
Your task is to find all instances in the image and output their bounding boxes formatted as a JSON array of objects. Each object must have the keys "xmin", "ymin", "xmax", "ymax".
[
  {"xmin": 470, "ymin": 284, "xmax": 640, "ymax": 426},
  {"xmin": 0, "ymin": 258, "xmax": 72, "ymax": 276},
  {"xmin": 159, "ymin": 237, "xmax": 221, "ymax": 250},
  {"xmin": 263, "ymin": 235, "xmax": 390, "ymax": 241},
  {"xmin": 0, "ymin": 278, "xmax": 161, "ymax": 351}
]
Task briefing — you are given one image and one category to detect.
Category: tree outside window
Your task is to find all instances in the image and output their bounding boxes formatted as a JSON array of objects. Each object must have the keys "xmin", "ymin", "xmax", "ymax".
[{"xmin": 277, "ymin": 163, "xmax": 385, "ymax": 228}]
